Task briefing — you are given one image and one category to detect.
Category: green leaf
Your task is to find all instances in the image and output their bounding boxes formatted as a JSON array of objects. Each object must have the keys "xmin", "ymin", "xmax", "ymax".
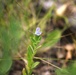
[
  {"xmin": 43, "ymin": 29, "xmax": 61, "ymax": 47},
  {"xmin": 31, "ymin": 62, "xmax": 40, "ymax": 69},
  {"xmin": 55, "ymin": 68, "xmax": 69, "ymax": 75},
  {"xmin": 31, "ymin": 37, "xmax": 36, "ymax": 43},
  {"xmin": 0, "ymin": 51, "xmax": 12, "ymax": 74},
  {"xmin": 67, "ymin": 61, "xmax": 76, "ymax": 75},
  {"xmin": 0, "ymin": 28, "xmax": 11, "ymax": 50},
  {"xmin": 27, "ymin": 45, "xmax": 34, "ymax": 67}
]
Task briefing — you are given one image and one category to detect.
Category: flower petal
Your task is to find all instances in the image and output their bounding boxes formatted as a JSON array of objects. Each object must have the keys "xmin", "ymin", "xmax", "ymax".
[{"xmin": 35, "ymin": 27, "xmax": 42, "ymax": 36}]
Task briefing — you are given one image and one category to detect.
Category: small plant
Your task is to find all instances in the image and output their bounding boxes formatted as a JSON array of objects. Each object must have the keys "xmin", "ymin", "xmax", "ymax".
[{"xmin": 22, "ymin": 27, "xmax": 42, "ymax": 75}]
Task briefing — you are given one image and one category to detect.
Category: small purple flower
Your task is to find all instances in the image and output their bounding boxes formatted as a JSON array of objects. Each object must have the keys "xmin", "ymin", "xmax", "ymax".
[{"xmin": 35, "ymin": 27, "xmax": 42, "ymax": 36}]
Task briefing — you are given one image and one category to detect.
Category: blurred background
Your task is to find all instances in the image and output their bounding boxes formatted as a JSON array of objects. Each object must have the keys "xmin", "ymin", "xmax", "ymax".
[{"xmin": 0, "ymin": 0, "xmax": 76, "ymax": 75}]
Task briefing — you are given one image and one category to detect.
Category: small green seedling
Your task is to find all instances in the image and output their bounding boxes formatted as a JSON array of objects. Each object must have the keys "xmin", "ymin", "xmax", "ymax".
[{"xmin": 22, "ymin": 27, "xmax": 42, "ymax": 75}]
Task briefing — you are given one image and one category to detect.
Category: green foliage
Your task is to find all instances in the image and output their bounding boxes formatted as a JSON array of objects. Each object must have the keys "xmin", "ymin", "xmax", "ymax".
[
  {"xmin": 0, "ymin": 17, "xmax": 23, "ymax": 74},
  {"xmin": 38, "ymin": 29, "xmax": 62, "ymax": 52},
  {"xmin": 43, "ymin": 29, "xmax": 61, "ymax": 47},
  {"xmin": 23, "ymin": 33, "xmax": 41, "ymax": 75},
  {"xmin": 0, "ymin": 52, "xmax": 12, "ymax": 75},
  {"xmin": 22, "ymin": 27, "xmax": 62, "ymax": 75},
  {"xmin": 0, "ymin": 0, "xmax": 63, "ymax": 75},
  {"xmin": 56, "ymin": 68, "xmax": 69, "ymax": 75},
  {"xmin": 55, "ymin": 61, "xmax": 76, "ymax": 75},
  {"xmin": 31, "ymin": 61, "xmax": 40, "ymax": 69}
]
